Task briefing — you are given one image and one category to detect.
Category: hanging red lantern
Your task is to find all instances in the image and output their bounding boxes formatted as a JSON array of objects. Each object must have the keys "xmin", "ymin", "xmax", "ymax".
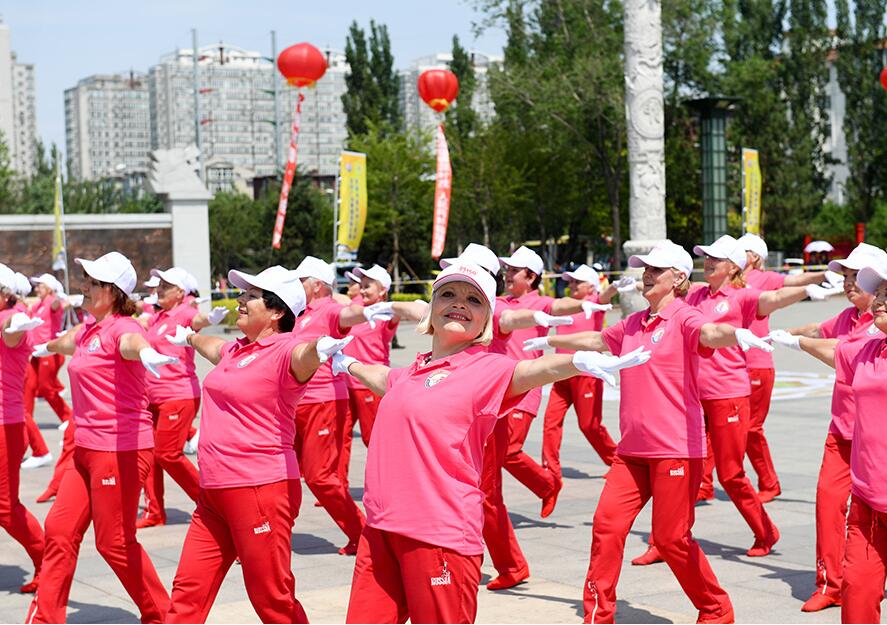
[
  {"xmin": 880, "ymin": 67, "xmax": 887, "ymax": 92},
  {"xmin": 277, "ymin": 43, "xmax": 327, "ymax": 88},
  {"xmin": 418, "ymin": 69, "xmax": 459, "ymax": 113}
]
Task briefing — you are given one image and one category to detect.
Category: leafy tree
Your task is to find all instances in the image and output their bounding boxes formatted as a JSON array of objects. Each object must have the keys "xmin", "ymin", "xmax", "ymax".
[
  {"xmin": 0, "ymin": 131, "xmax": 18, "ymax": 213},
  {"xmin": 342, "ymin": 20, "xmax": 401, "ymax": 140}
]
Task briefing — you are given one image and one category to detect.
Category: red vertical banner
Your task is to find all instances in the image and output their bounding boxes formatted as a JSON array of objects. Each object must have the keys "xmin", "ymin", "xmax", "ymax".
[
  {"xmin": 430, "ymin": 123, "xmax": 451, "ymax": 259},
  {"xmin": 272, "ymin": 92, "xmax": 305, "ymax": 249}
]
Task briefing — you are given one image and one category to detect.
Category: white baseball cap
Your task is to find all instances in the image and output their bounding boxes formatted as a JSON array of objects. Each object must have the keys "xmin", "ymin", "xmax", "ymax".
[
  {"xmin": 144, "ymin": 276, "xmax": 160, "ymax": 288},
  {"xmin": 499, "ymin": 246, "xmax": 545, "ymax": 276},
  {"xmin": 856, "ymin": 256, "xmax": 887, "ymax": 295},
  {"xmin": 440, "ymin": 243, "xmax": 501, "ymax": 275},
  {"xmin": 15, "ymin": 273, "xmax": 32, "ymax": 297},
  {"xmin": 228, "ymin": 265, "xmax": 307, "ymax": 317},
  {"xmin": 0, "ymin": 264, "xmax": 15, "ymax": 292},
  {"xmin": 293, "ymin": 256, "xmax": 336, "ymax": 286},
  {"xmin": 354, "ymin": 264, "xmax": 392, "ymax": 291},
  {"xmin": 629, "ymin": 242, "xmax": 694, "ymax": 278},
  {"xmin": 694, "ymin": 235, "xmax": 747, "ymax": 270},
  {"xmin": 29, "ymin": 273, "xmax": 63, "ymax": 294},
  {"xmin": 150, "ymin": 267, "xmax": 190, "ymax": 291},
  {"xmin": 827, "ymin": 243, "xmax": 887, "ymax": 273},
  {"xmin": 184, "ymin": 271, "xmax": 199, "ymax": 295},
  {"xmin": 737, "ymin": 233, "xmax": 768, "ymax": 259},
  {"xmin": 432, "ymin": 261, "xmax": 497, "ymax": 314},
  {"xmin": 562, "ymin": 264, "xmax": 600, "ymax": 288},
  {"xmin": 75, "ymin": 251, "xmax": 138, "ymax": 295},
  {"xmin": 344, "ymin": 270, "xmax": 361, "ymax": 284}
]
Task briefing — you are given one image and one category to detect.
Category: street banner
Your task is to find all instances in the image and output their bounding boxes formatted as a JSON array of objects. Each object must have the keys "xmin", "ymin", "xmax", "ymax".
[
  {"xmin": 430, "ymin": 123, "xmax": 451, "ymax": 259},
  {"xmin": 336, "ymin": 151, "xmax": 368, "ymax": 256},
  {"xmin": 51, "ymin": 170, "xmax": 67, "ymax": 274},
  {"xmin": 742, "ymin": 147, "xmax": 762, "ymax": 235},
  {"xmin": 272, "ymin": 92, "xmax": 305, "ymax": 249}
]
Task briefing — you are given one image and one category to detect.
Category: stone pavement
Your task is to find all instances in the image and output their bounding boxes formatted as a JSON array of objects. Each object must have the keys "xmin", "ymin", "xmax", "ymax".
[{"xmin": 0, "ymin": 298, "xmax": 858, "ymax": 623}]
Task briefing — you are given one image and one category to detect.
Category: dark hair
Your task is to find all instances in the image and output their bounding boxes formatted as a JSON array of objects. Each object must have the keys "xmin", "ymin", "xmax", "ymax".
[
  {"xmin": 262, "ymin": 289, "xmax": 295, "ymax": 333},
  {"xmin": 110, "ymin": 285, "xmax": 138, "ymax": 317},
  {"xmin": 529, "ymin": 271, "xmax": 542, "ymax": 290}
]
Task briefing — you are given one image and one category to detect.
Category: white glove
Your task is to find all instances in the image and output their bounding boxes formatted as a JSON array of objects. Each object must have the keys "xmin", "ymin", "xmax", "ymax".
[
  {"xmin": 522, "ymin": 336, "xmax": 551, "ymax": 352},
  {"xmin": 606, "ymin": 346, "xmax": 654, "ymax": 370},
  {"xmin": 331, "ymin": 352, "xmax": 359, "ymax": 376},
  {"xmin": 533, "ymin": 311, "xmax": 573, "ymax": 328},
  {"xmin": 55, "ymin": 330, "xmax": 67, "ymax": 338},
  {"xmin": 206, "ymin": 306, "xmax": 229, "ymax": 326},
  {"xmin": 6, "ymin": 313, "xmax": 44, "ymax": 333},
  {"xmin": 734, "ymin": 328, "xmax": 774, "ymax": 352},
  {"xmin": 138, "ymin": 347, "xmax": 179, "ymax": 378},
  {"xmin": 571, "ymin": 352, "xmax": 618, "ymax": 386},
  {"xmin": 66, "ymin": 294, "xmax": 84, "ymax": 307},
  {"xmin": 581, "ymin": 300, "xmax": 613, "ymax": 319},
  {"xmin": 165, "ymin": 325, "xmax": 195, "ymax": 347},
  {"xmin": 194, "ymin": 296, "xmax": 211, "ymax": 304},
  {"xmin": 767, "ymin": 329, "xmax": 801, "ymax": 351},
  {"xmin": 824, "ymin": 271, "xmax": 845, "ymax": 289},
  {"xmin": 613, "ymin": 276, "xmax": 638, "ymax": 293},
  {"xmin": 142, "ymin": 294, "xmax": 158, "ymax": 306},
  {"xmin": 805, "ymin": 284, "xmax": 841, "ymax": 301},
  {"xmin": 32, "ymin": 343, "xmax": 52, "ymax": 358},
  {"xmin": 362, "ymin": 302, "xmax": 395, "ymax": 329},
  {"xmin": 316, "ymin": 335, "xmax": 353, "ymax": 363}
]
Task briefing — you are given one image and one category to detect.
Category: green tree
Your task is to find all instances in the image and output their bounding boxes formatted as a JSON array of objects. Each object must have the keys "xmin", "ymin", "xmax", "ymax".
[
  {"xmin": 342, "ymin": 20, "xmax": 401, "ymax": 140},
  {"xmin": 0, "ymin": 131, "xmax": 18, "ymax": 213}
]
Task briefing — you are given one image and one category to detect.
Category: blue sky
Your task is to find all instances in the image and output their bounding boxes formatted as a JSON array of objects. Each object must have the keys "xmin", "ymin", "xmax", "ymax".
[{"xmin": 2, "ymin": 0, "xmax": 507, "ymax": 159}]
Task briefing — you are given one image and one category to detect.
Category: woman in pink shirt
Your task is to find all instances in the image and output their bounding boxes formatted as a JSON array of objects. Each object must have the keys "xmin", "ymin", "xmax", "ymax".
[
  {"xmin": 335, "ymin": 261, "xmax": 648, "ymax": 624},
  {"xmin": 163, "ymin": 265, "xmax": 349, "ymax": 623},
  {"xmin": 136, "ymin": 267, "xmax": 230, "ymax": 529},
  {"xmin": 0, "ymin": 264, "xmax": 45, "ymax": 595},
  {"xmin": 26, "ymin": 252, "xmax": 177, "ymax": 624}
]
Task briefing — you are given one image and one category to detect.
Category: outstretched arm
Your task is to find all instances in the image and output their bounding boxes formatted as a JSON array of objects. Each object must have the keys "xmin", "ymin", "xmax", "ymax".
[
  {"xmin": 340, "ymin": 360, "xmax": 391, "ymax": 396},
  {"xmin": 757, "ymin": 286, "xmax": 811, "ymax": 317},
  {"xmin": 545, "ymin": 331, "xmax": 608, "ymax": 353}
]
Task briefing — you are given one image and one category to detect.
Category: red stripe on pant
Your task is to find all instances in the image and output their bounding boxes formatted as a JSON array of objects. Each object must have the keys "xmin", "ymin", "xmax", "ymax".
[
  {"xmin": 294, "ymin": 399, "xmax": 365, "ymax": 546},
  {"xmin": 502, "ymin": 409, "xmax": 558, "ymax": 500},
  {"xmin": 345, "ymin": 526, "xmax": 482, "ymax": 624},
  {"xmin": 27, "ymin": 447, "xmax": 169, "ymax": 623},
  {"xmin": 481, "ymin": 415, "xmax": 529, "ymax": 577},
  {"xmin": 167, "ymin": 479, "xmax": 307, "ymax": 623},
  {"xmin": 698, "ymin": 397, "xmax": 775, "ymax": 540},
  {"xmin": 141, "ymin": 399, "xmax": 201, "ymax": 522},
  {"xmin": 814, "ymin": 432, "xmax": 852, "ymax": 600},
  {"xmin": 583, "ymin": 455, "xmax": 732, "ymax": 624},
  {"xmin": 338, "ymin": 387, "xmax": 381, "ymax": 487},
  {"xmin": 542, "ymin": 377, "xmax": 616, "ymax": 480},
  {"xmin": 0, "ymin": 423, "xmax": 44, "ymax": 576},
  {"xmin": 44, "ymin": 420, "xmax": 75, "ymax": 497},
  {"xmin": 841, "ymin": 496, "xmax": 887, "ymax": 624},
  {"xmin": 746, "ymin": 368, "xmax": 779, "ymax": 491}
]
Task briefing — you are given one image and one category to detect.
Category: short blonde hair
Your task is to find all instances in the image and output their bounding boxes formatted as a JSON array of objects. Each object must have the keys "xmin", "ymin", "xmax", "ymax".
[
  {"xmin": 729, "ymin": 262, "xmax": 747, "ymax": 288},
  {"xmin": 415, "ymin": 293, "xmax": 495, "ymax": 346},
  {"xmin": 675, "ymin": 276, "xmax": 691, "ymax": 297}
]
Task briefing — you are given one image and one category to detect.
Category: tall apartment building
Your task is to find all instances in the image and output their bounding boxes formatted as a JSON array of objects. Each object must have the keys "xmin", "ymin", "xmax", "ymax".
[
  {"xmin": 399, "ymin": 51, "xmax": 501, "ymax": 135},
  {"xmin": 0, "ymin": 18, "xmax": 37, "ymax": 178},
  {"xmin": 64, "ymin": 73, "xmax": 151, "ymax": 181}
]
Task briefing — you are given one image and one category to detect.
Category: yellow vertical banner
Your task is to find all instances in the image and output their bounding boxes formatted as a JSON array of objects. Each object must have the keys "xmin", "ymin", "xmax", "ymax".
[
  {"xmin": 742, "ymin": 148, "xmax": 762, "ymax": 235},
  {"xmin": 51, "ymin": 171, "xmax": 68, "ymax": 272},
  {"xmin": 336, "ymin": 151, "xmax": 367, "ymax": 256}
]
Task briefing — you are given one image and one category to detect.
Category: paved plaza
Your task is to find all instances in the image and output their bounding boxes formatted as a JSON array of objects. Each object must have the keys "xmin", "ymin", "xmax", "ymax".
[{"xmin": 0, "ymin": 298, "xmax": 858, "ymax": 623}]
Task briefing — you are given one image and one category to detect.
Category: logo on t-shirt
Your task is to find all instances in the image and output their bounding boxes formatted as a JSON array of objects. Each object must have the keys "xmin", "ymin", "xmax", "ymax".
[
  {"xmin": 300, "ymin": 315, "xmax": 312, "ymax": 329},
  {"xmin": 651, "ymin": 328, "xmax": 665, "ymax": 344},
  {"xmin": 425, "ymin": 371, "xmax": 450, "ymax": 388},
  {"xmin": 87, "ymin": 336, "xmax": 101, "ymax": 353},
  {"xmin": 237, "ymin": 354, "xmax": 258, "ymax": 368},
  {"xmin": 868, "ymin": 324, "xmax": 881, "ymax": 336},
  {"xmin": 156, "ymin": 323, "xmax": 168, "ymax": 336},
  {"xmin": 714, "ymin": 301, "xmax": 730, "ymax": 315}
]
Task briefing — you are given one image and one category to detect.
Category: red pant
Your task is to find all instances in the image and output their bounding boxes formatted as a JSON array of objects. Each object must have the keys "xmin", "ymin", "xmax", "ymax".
[
  {"xmin": 481, "ymin": 416, "xmax": 528, "ymax": 576},
  {"xmin": 0, "ymin": 423, "xmax": 44, "ymax": 575},
  {"xmin": 24, "ymin": 355, "xmax": 73, "ymax": 457},
  {"xmin": 503, "ymin": 409, "xmax": 558, "ymax": 500},
  {"xmin": 44, "ymin": 421, "xmax": 75, "ymax": 496},
  {"xmin": 346, "ymin": 526, "xmax": 482, "ymax": 624},
  {"xmin": 699, "ymin": 397, "xmax": 775, "ymax": 540},
  {"xmin": 338, "ymin": 387, "xmax": 381, "ymax": 487},
  {"xmin": 141, "ymin": 399, "xmax": 201, "ymax": 522},
  {"xmin": 841, "ymin": 496, "xmax": 887, "ymax": 624},
  {"xmin": 294, "ymin": 400, "xmax": 365, "ymax": 546},
  {"xmin": 583, "ymin": 455, "xmax": 732, "ymax": 624},
  {"xmin": 542, "ymin": 377, "xmax": 616, "ymax": 479},
  {"xmin": 28, "ymin": 447, "xmax": 169, "ymax": 623},
  {"xmin": 746, "ymin": 368, "xmax": 779, "ymax": 491},
  {"xmin": 167, "ymin": 479, "xmax": 307, "ymax": 624},
  {"xmin": 814, "ymin": 433, "xmax": 852, "ymax": 600}
]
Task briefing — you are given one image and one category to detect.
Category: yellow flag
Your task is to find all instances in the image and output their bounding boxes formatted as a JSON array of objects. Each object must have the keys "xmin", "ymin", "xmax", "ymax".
[
  {"xmin": 51, "ymin": 171, "xmax": 67, "ymax": 271},
  {"xmin": 742, "ymin": 148, "xmax": 762, "ymax": 235},
  {"xmin": 336, "ymin": 151, "xmax": 367, "ymax": 254}
]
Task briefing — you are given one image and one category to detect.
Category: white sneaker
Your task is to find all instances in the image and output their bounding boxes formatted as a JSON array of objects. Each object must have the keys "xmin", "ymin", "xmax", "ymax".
[
  {"xmin": 21, "ymin": 453, "xmax": 53, "ymax": 469},
  {"xmin": 183, "ymin": 429, "xmax": 199, "ymax": 455}
]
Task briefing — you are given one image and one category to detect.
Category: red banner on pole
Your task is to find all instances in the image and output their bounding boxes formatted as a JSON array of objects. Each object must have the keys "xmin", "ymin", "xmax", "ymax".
[
  {"xmin": 272, "ymin": 92, "xmax": 305, "ymax": 249},
  {"xmin": 430, "ymin": 123, "xmax": 451, "ymax": 259}
]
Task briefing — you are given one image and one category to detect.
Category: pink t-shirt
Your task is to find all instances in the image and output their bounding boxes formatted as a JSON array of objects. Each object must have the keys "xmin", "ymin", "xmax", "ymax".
[
  {"xmin": 686, "ymin": 284, "xmax": 761, "ymax": 400},
  {"xmin": 30, "ymin": 294, "xmax": 65, "ymax": 344},
  {"xmin": 841, "ymin": 337, "xmax": 887, "ymax": 512},
  {"xmin": 0, "ymin": 308, "xmax": 32, "ymax": 424},
  {"xmin": 198, "ymin": 333, "xmax": 307, "ymax": 488},
  {"xmin": 602, "ymin": 298, "xmax": 711, "ymax": 458},
  {"xmin": 554, "ymin": 294, "xmax": 606, "ymax": 354},
  {"xmin": 823, "ymin": 306, "xmax": 877, "ymax": 440},
  {"xmin": 68, "ymin": 315, "xmax": 154, "ymax": 451},
  {"xmin": 293, "ymin": 296, "xmax": 350, "ymax": 404},
  {"xmin": 363, "ymin": 347, "xmax": 521, "ymax": 555},
  {"xmin": 490, "ymin": 291, "xmax": 554, "ymax": 415},
  {"xmin": 343, "ymin": 317, "xmax": 399, "ymax": 391},
  {"xmin": 743, "ymin": 269, "xmax": 786, "ymax": 369},
  {"xmin": 145, "ymin": 303, "xmax": 201, "ymax": 404}
]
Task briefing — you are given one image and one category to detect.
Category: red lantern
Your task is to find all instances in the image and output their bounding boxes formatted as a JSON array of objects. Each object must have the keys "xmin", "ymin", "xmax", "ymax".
[
  {"xmin": 418, "ymin": 69, "xmax": 459, "ymax": 113},
  {"xmin": 277, "ymin": 43, "xmax": 327, "ymax": 88},
  {"xmin": 880, "ymin": 67, "xmax": 887, "ymax": 92}
]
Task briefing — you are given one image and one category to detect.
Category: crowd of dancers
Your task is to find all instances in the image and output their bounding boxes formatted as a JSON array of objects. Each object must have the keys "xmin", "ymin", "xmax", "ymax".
[{"xmin": 0, "ymin": 232, "xmax": 885, "ymax": 623}]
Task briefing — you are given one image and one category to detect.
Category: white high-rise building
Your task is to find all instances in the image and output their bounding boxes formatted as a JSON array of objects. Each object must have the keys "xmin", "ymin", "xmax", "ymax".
[
  {"xmin": 0, "ymin": 18, "xmax": 37, "ymax": 178},
  {"xmin": 64, "ymin": 73, "xmax": 151, "ymax": 181},
  {"xmin": 399, "ymin": 51, "xmax": 502, "ymax": 135}
]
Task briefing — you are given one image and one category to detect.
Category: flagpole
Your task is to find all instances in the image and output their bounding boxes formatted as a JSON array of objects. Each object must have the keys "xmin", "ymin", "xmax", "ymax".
[{"xmin": 332, "ymin": 156, "xmax": 340, "ymax": 264}]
